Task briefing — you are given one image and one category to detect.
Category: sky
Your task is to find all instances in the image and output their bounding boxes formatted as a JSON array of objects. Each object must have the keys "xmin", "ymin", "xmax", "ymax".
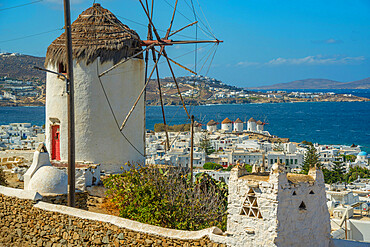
[{"xmin": 0, "ymin": 0, "xmax": 369, "ymax": 87}]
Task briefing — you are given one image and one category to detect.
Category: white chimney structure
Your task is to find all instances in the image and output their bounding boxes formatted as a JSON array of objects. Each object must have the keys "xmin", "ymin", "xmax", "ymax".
[
  {"xmin": 221, "ymin": 118, "xmax": 233, "ymax": 132},
  {"xmin": 233, "ymin": 118, "xmax": 244, "ymax": 132},
  {"xmin": 44, "ymin": 4, "xmax": 145, "ymax": 173},
  {"xmin": 247, "ymin": 117, "xmax": 257, "ymax": 132},
  {"xmin": 206, "ymin": 120, "xmax": 218, "ymax": 132}
]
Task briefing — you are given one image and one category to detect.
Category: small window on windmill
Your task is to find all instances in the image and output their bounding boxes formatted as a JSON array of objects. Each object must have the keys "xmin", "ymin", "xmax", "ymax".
[
  {"xmin": 58, "ymin": 62, "xmax": 67, "ymax": 74},
  {"xmin": 309, "ymin": 190, "xmax": 315, "ymax": 194},
  {"xmin": 240, "ymin": 188, "xmax": 263, "ymax": 219},
  {"xmin": 292, "ymin": 191, "xmax": 297, "ymax": 196}
]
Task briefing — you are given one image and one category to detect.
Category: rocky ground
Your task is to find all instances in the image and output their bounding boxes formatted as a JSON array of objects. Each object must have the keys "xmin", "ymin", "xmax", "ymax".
[{"xmin": 0, "ymin": 194, "xmax": 223, "ymax": 247}]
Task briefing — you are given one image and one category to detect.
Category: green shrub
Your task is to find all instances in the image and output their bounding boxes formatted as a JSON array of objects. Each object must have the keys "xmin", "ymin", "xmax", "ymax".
[
  {"xmin": 203, "ymin": 162, "xmax": 223, "ymax": 170},
  {"xmin": 154, "ymin": 123, "xmax": 190, "ymax": 132},
  {"xmin": 244, "ymin": 164, "xmax": 252, "ymax": 172},
  {"xmin": 104, "ymin": 165, "xmax": 227, "ymax": 231},
  {"xmin": 0, "ymin": 168, "xmax": 7, "ymax": 186}
]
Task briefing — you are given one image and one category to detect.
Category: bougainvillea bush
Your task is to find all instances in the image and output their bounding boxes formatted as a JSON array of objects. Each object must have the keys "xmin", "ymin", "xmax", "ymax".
[{"xmin": 104, "ymin": 165, "xmax": 227, "ymax": 231}]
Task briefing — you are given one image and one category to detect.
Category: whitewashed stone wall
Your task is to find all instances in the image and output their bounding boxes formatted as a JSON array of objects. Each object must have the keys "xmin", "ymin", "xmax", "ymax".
[
  {"xmin": 46, "ymin": 57, "xmax": 145, "ymax": 173},
  {"xmin": 227, "ymin": 164, "xmax": 331, "ymax": 247}
]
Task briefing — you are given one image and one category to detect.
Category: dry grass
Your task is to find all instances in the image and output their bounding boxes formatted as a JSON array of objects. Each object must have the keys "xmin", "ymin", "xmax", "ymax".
[{"xmin": 45, "ymin": 3, "xmax": 143, "ymax": 67}]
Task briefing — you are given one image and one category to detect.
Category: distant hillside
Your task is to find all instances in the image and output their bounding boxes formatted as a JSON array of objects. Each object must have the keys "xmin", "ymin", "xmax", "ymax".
[
  {"xmin": 248, "ymin": 78, "xmax": 370, "ymax": 90},
  {"xmin": 336, "ymin": 78, "xmax": 370, "ymax": 89},
  {"xmin": 0, "ymin": 53, "xmax": 46, "ymax": 83}
]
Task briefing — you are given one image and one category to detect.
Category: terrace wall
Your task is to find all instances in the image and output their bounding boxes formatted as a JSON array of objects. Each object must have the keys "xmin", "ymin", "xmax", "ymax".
[{"xmin": 0, "ymin": 188, "xmax": 226, "ymax": 247}]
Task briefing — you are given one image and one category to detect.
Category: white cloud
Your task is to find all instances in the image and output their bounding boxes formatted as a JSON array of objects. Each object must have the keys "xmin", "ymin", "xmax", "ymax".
[
  {"xmin": 267, "ymin": 55, "xmax": 365, "ymax": 65},
  {"xmin": 236, "ymin": 61, "xmax": 259, "ymax": 67}
]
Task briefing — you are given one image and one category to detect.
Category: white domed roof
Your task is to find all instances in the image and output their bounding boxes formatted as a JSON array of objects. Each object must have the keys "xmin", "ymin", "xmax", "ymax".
[{"xmin": 28, "ymin": 166, "xmax": 68, "ymax": 194}]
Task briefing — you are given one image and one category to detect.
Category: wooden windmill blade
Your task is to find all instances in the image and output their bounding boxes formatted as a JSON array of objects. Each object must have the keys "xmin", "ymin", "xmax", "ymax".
[{"xmin": 101, "ymin": 0, "xmax": 222, "ymax": 142}]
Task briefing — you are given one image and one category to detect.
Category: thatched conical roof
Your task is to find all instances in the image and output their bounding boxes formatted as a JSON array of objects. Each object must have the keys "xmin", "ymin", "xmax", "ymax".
[
  {"xmin": 207, "ymin": 120, "xmax": 217, "ymax": 126},
  {"xmin": 256, "ymin": 120, "xmax": 263, "ymax": 125},
  {"xmin": 248, "ymin": 117, "xmax": 256, "ymax": 123},
  {"xmin": 234, "ymin": 118, "xmax": 243, "ymax": 123},
  {"xmin": 221, "ymin": 118, "xmax": 232, "ymax": 124},
  {"xmin": 45, "ymin": 3, "xmax": 142, "ymax": 67},
  {"xmin": 194, "ymin": 121, "xmax": 202, "ymax": 127}
]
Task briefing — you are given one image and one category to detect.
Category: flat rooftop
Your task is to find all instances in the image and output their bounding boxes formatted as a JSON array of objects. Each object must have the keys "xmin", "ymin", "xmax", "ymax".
[{"xmin": 240, "ymin": 173, "xmax": 315, "ymax": 184}]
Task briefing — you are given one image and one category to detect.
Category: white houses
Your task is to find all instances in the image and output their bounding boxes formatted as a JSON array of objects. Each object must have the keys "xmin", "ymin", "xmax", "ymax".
[
  {"xmin": 233, "ymin": 118, "xmax": 243, "ymax": 132},
  {"xmin": 247, "ymin": 117, "xmax": 257, "ymax": 131},
  {"xmin": 206, "ymin": 120, "xmax": 218, "ymax": 132},
  {"xmin": 44, "ymin": 4, "xmax": 145, "ymax": 173},
  {"xmin": 221, "ymin": 118, "xmax": 233, "ymax": 132}
]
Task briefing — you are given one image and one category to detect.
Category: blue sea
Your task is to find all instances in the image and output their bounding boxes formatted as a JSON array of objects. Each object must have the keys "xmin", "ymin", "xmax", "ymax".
[{"xmin": 0, "ymin": 90, "xmax": 369, "ymax": 153}]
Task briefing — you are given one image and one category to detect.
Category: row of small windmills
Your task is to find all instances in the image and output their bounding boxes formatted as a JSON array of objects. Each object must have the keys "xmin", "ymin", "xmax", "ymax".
[{"xmin": 203, "ymin": 117, "xmax": 267, "ymax": 132}]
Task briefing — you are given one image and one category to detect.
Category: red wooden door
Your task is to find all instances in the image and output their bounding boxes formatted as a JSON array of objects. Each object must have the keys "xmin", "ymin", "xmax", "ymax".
[{"xmin": 51, "ymin": 125, "xmax": 60, "ymax": 160}]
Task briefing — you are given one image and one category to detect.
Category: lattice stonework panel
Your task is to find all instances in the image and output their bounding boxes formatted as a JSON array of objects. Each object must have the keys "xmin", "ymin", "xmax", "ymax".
[{"xmin": 240, "ymin": 188, "xmax": 263, "ymax": 218}]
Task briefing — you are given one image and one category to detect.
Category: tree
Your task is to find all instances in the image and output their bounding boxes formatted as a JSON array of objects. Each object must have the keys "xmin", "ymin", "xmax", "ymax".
[
  {"xmin": 199, "ymin": 132, "xmax": 215, "ymax": 155},
  {"xmin": 301, "ymin": 145, "xmax": 320, "ymax": 174},
  {"xmin": 323, "ymin": 166, "xmax": 370, "ymax": 184},
  {"xmin": 203, "ymin": 162, "xmax": 222, "ymax": 170},
  {"xmin": 344, "ymin": 166, "xmax": 370, "ymax": 183},
  {"xmin": 342, "ymin": 154, "xmax": 356, "ymax": 162},
  {"xmin": 330, "ymin": 162, "xmax": 346, "ymax": 183},
  {"xmin": 244, "ymin": 164, "xmax": 252, "ymax": 173}
]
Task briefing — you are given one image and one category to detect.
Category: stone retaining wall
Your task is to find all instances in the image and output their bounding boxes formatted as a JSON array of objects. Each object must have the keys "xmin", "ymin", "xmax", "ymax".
[
  {"xmin": 41, "ymin": 192, "xmax": 89, "ymax": 210},
  {"xmin": 0, "ymin": 194, "xmax": 225, "ymax": 247}
]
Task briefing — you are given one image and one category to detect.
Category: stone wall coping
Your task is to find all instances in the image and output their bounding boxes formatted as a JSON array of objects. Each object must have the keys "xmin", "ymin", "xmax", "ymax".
[
  {"xmin": 0, "ymin": 185, "xmax": 42, "ymax": 201},
  {"xmin": 34, "ymin": 201, "xmax": 224, "ymax": 240},
  {"xmin": 330, "ymin": 238, "xmax": 370, "ymax": 247}
]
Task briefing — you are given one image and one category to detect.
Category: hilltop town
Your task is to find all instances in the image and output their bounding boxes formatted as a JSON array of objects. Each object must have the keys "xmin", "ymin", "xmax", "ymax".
[
  {"xmin": 145, "ymin": 117, "xmax": 369, "ymax": 178},
  {"xmin": 0, "ymin": 73, "xmax": 368, "ymax": 107},
  {"xmin": 1, "ymin": 53, "xmax": 369, "ymax": 106}
]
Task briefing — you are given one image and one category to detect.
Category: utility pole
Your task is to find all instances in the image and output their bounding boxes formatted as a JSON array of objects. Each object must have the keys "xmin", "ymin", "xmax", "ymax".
[
  {"xmin": 190, "ymin": 115, "xmax": 194, "ymax": 184},
  {"xmin": 344, "ymin": 214, "xmax": 348, "ymax": 240},
  {"xmin": 63, "ymin": 0, "xmax": 75, "ymax": 207}
]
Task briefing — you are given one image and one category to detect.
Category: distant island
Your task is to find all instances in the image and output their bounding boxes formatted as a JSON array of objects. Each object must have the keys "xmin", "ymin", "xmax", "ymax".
[
  {"xmin": 247, "ymin": 78, "xmax": 370, "ymax": 90},
  {"xmin": 0, "ymin": 52, "xmax": 369, "ymax": 107}
]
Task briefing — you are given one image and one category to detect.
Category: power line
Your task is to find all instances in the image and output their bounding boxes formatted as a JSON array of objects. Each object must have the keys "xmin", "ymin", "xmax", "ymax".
[
  {"xmin": 0, "ymin": 0, "xmax": 43, "ymax": 12},
  {"xmin": 183, "ymin": 0, "xmax": 216, "ymax": 39},
  {"xmin": 102, "ymin": 43, "xmax": 212, "ymax": 77},
  {"xmin": 161, "ymin": 0, "xmax": 214, "ymax": 39},
  {"xmin": 115, "ymin": 14, "xmax": 194, "ymax": 40},
  {"xmin": 0, "ymin": 28, "xmax": 63, "ymax": 43},
  {"xmin": 205, "ymin": 44, "xmax": 219, "ymax": 76}
]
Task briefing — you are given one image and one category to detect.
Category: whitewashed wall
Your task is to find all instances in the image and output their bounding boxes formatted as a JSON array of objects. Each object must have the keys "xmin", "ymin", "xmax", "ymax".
[
  {"xmin": 46, "ymin": 58, "xmax": 145, "ymax": 173},
  {"xmin": 227, "ymin": 165, "xmax": 331, "ymax": 247}
]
